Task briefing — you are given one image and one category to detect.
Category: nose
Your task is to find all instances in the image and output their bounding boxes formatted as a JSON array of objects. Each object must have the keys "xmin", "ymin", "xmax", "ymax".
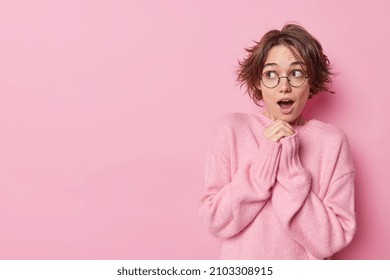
[{"xmin": 278, "ymin": 76, "xmax": 291, "ymax": 93}]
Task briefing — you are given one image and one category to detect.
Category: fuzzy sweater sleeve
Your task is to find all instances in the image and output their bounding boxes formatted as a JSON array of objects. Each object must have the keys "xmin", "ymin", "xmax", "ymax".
[
  {"xmin": 271, "ymin": 133, "xmax": 356, "ymax": 259},
  {"xmin": 200, "ymin": 116, "xmax": 281, "ymax": 238}
]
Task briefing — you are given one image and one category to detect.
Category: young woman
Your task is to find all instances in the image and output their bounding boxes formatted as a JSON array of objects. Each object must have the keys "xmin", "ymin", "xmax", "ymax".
[{"xmin": 200, "ymin": 24, "xmax": 356, "ymax": 259}]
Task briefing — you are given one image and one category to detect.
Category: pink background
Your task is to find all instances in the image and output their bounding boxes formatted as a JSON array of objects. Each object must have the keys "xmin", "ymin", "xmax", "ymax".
[{"xmin": 0, "ymin": 0, "xmax": 389, "ymax": 259}]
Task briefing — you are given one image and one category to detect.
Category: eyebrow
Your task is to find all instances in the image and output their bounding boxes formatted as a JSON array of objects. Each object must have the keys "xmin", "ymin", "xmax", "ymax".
[{"xmin": 263, "ymin": 61, "xmax": 305, "ymax": 68}]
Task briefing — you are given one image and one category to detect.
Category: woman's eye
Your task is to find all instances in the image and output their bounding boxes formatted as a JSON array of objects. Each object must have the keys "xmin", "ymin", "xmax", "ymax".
[
  {"xmin": 264, "ymin": 71, "xmax": 277, "ymax": 79},
  {"xmin": 290, "ymin": 70, "xmax": 304, "ymax": 77}
]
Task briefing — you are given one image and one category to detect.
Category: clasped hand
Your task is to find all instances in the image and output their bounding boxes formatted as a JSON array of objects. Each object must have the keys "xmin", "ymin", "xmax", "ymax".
[{"xmin": 264, "ymin": 120, "xmax": 295, "ymax": 143}]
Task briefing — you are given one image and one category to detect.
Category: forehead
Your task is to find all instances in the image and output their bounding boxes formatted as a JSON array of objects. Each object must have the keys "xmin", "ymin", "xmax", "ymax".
[{"xmin": 264, "ymin": 45, "xmax": 302, "ymax": 65}]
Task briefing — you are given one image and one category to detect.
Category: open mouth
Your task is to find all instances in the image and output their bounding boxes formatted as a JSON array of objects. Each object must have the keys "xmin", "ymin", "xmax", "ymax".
[{"xmin": 277, "ymin": 99, "xmax": 294, "ymax": 109}]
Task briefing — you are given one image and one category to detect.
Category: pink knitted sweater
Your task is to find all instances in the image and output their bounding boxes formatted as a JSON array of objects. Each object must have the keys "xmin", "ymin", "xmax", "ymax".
[{"xmin": 201, "ymin": 113, "xmax": 356, "ymax": 259}]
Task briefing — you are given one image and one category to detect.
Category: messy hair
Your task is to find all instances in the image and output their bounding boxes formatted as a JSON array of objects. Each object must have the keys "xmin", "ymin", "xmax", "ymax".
[{"xmin": 237, "ymin": 23, "xmax": 333, "ymax": 106}]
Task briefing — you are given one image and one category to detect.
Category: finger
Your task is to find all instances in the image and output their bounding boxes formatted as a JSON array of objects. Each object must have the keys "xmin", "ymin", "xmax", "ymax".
[
  {"xmin": 271, "ymin": 119, "xmax": 294, "ymax": 130},
  {"xmin": 269, "ymin": 131, "xmax": 288, "ymax": 143},
  {"xmin": 279, "ymin": 122, "xmax": 295, "ymax": 135},
  {"xmin": 267, "ymin": 128, "xmax": 295, "ymax": 142},
  {"xmin": 265, "ymin": 121, "xmax": 295, "ymax": 137},
  {"xmin": 264, "ymin": 120, "xmax": 284, "ymax": 135},
  {"xmin": 267, "ymin": 119, "xmax": 292, "ymax": 131}
]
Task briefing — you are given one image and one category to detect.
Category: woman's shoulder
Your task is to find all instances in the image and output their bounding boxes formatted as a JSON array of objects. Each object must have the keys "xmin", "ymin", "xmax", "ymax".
[
  {"xmin": 207, "ymin": 113, "xmax": 257, "ymax": 157},
  {"xmin": 304, "ymin": 120, "xmax": 354, "ymax": 172},
  {"xmin": 302, "ymin": 119, "xmax": 350, "ymax": 144}
]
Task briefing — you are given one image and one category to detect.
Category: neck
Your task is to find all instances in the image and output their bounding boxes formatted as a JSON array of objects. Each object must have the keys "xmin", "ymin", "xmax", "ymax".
[
  {"xmin": 291, "ymin": 115, "xmax": 307, "ymax": 126},
  {"xmin": 262, "ymin": 111, "xmax": 307, "ymax": 126}
]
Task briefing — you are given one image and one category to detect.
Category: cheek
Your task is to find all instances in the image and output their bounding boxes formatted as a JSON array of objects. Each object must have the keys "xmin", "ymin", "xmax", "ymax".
[
  {"xmin": 297, "ymin": 88, "xmax": 310, "ymax": 103},
  {"xmin": 296, "ymin": 94, "xmax": 310, "ymax": 110},
  {"xmin": 261, "ymin": 90, "xmax": 277, "ymax": 105}
]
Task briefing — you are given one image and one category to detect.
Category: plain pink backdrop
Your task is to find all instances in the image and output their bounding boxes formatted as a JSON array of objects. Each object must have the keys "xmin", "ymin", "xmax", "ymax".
[{"xmin": 0, "ymin": 0, "xmax": 389, "ymax": 259}]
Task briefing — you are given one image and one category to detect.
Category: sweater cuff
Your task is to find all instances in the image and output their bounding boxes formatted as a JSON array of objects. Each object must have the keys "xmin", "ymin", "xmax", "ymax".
[
  {"xmin": 257, "ymin": 136, "xmax": 282, "ymax": 185},
  {"xmin": 279, "ymin": 133, "xmax": 301, "ymax": 170},
  {"xmin": 278, "ymin": 134, "xmax": 311, "ymax": 196}
]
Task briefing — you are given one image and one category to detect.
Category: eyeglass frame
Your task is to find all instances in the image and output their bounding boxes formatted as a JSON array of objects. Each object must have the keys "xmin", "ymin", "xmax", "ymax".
[{"xmin": 260, "ymin": 71, "xmax": 309, "ymax": 89}]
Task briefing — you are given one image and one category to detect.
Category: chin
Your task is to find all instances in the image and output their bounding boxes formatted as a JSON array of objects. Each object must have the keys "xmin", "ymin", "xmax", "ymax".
[
  {"xmin": 281, "ymin": 115, "xmax": 300, "ymax": 124},
  {"xmin": 279, "ymin": 115, "xmax": 296, "ymax": 122}
]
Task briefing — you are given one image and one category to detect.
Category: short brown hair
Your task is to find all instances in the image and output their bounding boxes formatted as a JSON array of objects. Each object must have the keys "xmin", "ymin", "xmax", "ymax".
[{"xmin": 237, "ymin": 23, "xmax": 333, "ymax": 106}]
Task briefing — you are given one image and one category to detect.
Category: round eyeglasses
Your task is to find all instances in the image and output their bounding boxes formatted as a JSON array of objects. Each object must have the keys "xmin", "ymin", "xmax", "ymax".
[{"xmin": 261, "ymin": 70, "xmax": 308, "ymax": 88}]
